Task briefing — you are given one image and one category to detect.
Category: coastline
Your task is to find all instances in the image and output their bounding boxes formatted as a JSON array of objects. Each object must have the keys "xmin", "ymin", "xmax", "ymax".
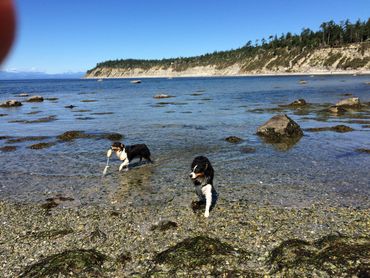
[{"xmin": 84, "ymin": 70, "xmax": 370, "ymax": 79}]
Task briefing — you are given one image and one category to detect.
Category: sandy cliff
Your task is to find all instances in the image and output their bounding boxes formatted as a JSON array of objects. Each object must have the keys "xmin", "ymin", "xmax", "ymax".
[{"xmin": 85, "ymin": 44, "xmax": 370, "ymax": 78}]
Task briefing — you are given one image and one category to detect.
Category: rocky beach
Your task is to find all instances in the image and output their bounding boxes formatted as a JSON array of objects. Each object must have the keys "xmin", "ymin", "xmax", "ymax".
[{"xmin": 0, "ymin": 75, "xmax": 369, "ymax": 277}]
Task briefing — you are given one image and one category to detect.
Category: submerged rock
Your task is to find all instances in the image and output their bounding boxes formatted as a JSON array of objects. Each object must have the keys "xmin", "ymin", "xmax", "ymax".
[
  {"xmin": 225, "ymin": 136, "xmax": 243, "ymax": 143},
  {"xmin": 0, "ymin": 100, "xmax": 22, "ymax": 107},
  {"xmin": 27, "ymin": 96, "xmax": 44, "ymax": 102},
  {"xmin": 240, "ymin": 146, "xmax": 256, "ymax": 153},
  {"xmin": 305, "ymin": 125, "xmax": 354, "ymax": 133},
  {"xmin": 335, "ymin": 97, "xmax": 361, "ymax": 108},
  {"xmin": 0, "ymin": 146, "xmax": 17, "ymax": 152},
  {"xmin": 356, "ymin": 148, "xmax": 370, "ymax": 154},
  {"xmin": 257, "ymin": 114, "xmax": 303, "ymax": 143},
  {"xmin": 327, "ymin": 105, "xmax": 347, "ymax": 114},
  {"xmin": 20, "ymin": 249, "xmax": 106, "ymax": 277},
  {"xmin": 28, "ymin": 142, "xmax": 56, "ymax": 150},
  {"xmin": 57, "ymin": 131, "xmax": 91, "ymax": 141}
]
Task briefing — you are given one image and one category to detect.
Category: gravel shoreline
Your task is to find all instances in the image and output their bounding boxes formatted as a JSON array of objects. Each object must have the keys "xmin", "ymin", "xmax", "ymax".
[{"xmin": 1, "ymin": 199, "xmax": 369, "ymax": 277}]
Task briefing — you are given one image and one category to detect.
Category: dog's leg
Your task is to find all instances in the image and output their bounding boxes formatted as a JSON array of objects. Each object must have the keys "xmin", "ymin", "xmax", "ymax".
[
  {"xmin": 119, "ymin": 159, "xmax": 129, "ymax": 172},
  {"xmin": 201, "ymin": 184, "xmax": 212, "ymax": 218}
]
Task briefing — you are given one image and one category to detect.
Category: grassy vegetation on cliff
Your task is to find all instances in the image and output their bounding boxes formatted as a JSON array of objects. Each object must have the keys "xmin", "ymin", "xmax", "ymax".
[{"xmin": 87, "ymin": 18, "xmax": 370, "ymax": 74}]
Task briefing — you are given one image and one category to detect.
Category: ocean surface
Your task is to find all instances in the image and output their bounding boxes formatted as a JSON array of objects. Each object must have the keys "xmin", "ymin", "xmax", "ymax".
[{"xmin": 0, "ymin": 76, "xmax": 369, "ymax": 208}]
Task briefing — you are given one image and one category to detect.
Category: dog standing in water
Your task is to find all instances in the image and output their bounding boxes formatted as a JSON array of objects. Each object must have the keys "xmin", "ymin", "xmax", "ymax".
[
  {"xmin": 189, "ymin": 156, "xmax": 218, "ymax": 218},
  {"xmin": 105, "ymin": 142, "xmax": 152, "ymax": 173}
]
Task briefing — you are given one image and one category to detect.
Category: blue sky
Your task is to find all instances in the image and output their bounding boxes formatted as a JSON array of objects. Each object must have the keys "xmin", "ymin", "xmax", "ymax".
[{"xmin": 3, "ymin": 0, "xmax": 370, "ymax": 73}]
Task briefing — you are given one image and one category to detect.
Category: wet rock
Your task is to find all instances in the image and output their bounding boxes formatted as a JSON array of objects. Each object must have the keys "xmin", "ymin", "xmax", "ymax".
[
  {"xmin": 27, "ymin": 96, "xmax": 44, "ymax": 102},
  {"xmin": 305, "ymin": 125, "xmax": 354, "ymax": 133},
  {"xmin": 26, "ymin": 115, "xmax": 57, "ymax": 123},
  {"xmin": 64, "ymin": 105, "xmax": 76, "ymax": 109},
  {"xmin": 287, "ymin": 99, "xmax": 307, "ymax": 107},
  {"xmin": 28, "ymin": 142, "xmax": 56, "ymax": 150},
  {"xmin": 57, "ymin": 131, "xmax": 91, "ymax": 141},
  {"xmin": 18, "ymin": 93, "xmax": 29, "ymax": 97},
  {"xmin": 257, "ymin": 114, "xmax": 303, "ymax": 143},
  {"xmin": 130, "ymin": 80, "xmax": 141, "ymax": 84},
  {"xmin": 80, "ymin": 99, "xmax": 97, "ymax": 103},
  {"xmin": 0, "ymin": 146, "xmax": 17, "ymax": 152},
  {"xmin": 225, "ymin": 136, "xmax": 243, "ymax": 144},
  {"xmin": 0, "ymin": 100, "xmax": 22, "ymax": 107},
  {"xmin": 299, "ymin": 80, "xmax": 307, "ymax": 84},
  {"xmin": 20, "ymin": 249, "xmax": 106, "ymax": 277},
  {"xmin": 57, "ymin": 131, "xmax": 124, "ymax": 142},
  {"xmin": 7, "ymin": 136, "xmax": 49, "ymax": 143},
  {"xmin": 76, "ymin": 117, "xmax": 95, "ymax": 120},
  {"xmin": 150, "ymin": 220, "xmax": 178, "ymax": 231},
  {"xmin": 90, "ymin": 112, "xmax": 114, "ymax": 115},
  {"xmin": 104, "ymin": 133, "xmax": 123, "ymax": 141},
  {"xmin": 0, "ymin": 113, "xmax": 8, "ymax": 116},
  {"xmin": 26, "ymin": 111, "xmax": 41, "ymax": 115},
  {"xmin": 356, "ymin": 148, "xmax": 370, "ymax": 154},
  {"xmin": 335, "ymin": 97, "xmax": 361, "ymax": 108},
  {"xmin": 268, "ymin": 235, "xmax": 370, "ymax": 277},
  {"xmin": 327, "ymin": 106, "xmax": 347, "ymax": 114},
  {"xmin": 153, "ymin": 94, "xmax": 174, "ymax": 99},
  {"xmin": 240, "ymin": 146, "xmax": 256, "ymax": 153},
  {"xmin": 45, "ymin": 97, "xmax": 58, "ymax": 101}
]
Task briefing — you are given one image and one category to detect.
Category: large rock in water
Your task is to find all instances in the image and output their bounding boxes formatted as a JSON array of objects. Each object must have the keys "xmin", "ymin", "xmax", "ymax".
[
  {"xmin": 0, "ymin": 100, "xmax": 22, "ymax": 107},
  {"xmin": 27, "ymin": 95, "xmax": 44, "ymax": 102},
  {"xmin": 335, "ymin": 97, "xmax": 361, "ymax": 108},
  {"xmin": 257, "ymin": 114, "xmax": 303, "ymax": 143}
]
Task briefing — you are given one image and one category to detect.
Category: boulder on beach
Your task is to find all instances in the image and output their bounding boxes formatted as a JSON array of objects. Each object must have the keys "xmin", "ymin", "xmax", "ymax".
[
  {"xmin": 257, "ymin": 114, "xmax": 303, "ymax": 143},
  {"xmin": 335, "ymin": 97, "xmax": 361, "ymax": 108},
  {"xmin": 0, "ymin": 100, "xmax": 22, "ymax": 108},
  {"xmin": 27, "ymin": 96, "xmax": 44, "ymax": 102}
]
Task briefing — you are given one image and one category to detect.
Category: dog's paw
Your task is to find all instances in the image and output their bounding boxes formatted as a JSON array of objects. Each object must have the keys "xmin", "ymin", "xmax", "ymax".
[{"xmin": 204, "ymin": 211, "xmax": 209, "ymax": 218}]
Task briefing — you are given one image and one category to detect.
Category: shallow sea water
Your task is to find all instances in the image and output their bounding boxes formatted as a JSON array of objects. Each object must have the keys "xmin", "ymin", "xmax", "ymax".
[{"xmin": 0, "ymin": 76, "xmax": 369, "ymax": 208}]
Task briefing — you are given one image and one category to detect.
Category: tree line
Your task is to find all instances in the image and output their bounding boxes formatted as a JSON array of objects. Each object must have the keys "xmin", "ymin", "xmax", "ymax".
[{"xmin": 88, "ymin": 18, "xmax": 370, "ymax": 72}]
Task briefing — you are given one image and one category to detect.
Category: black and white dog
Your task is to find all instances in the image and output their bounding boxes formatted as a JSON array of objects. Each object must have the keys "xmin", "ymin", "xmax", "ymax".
[
  {"xmin": 108, "ymin": 142, "xmax": 152, "ymax": 171},
  {"xmin": 189, "ymin": 156, "xmax": 217, "ymax": 218}
]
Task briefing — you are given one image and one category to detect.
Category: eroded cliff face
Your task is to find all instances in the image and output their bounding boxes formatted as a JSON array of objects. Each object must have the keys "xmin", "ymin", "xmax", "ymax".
[{"xmin": 85, "ymin": 44, "xmax": 370, "ymax": 78}]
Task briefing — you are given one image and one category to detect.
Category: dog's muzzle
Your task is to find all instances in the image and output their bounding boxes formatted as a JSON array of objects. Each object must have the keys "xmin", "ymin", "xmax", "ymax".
[{"xmin": 189, "ymin": 172, "xmax": 197, "ymax": 179}]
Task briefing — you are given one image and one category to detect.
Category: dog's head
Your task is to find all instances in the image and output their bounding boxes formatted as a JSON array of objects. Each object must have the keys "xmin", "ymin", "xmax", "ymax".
[
  {"xmin": 111, "ymin": 142, "xmax": 125, "ymax": 153},
  {"xmin": 189, "ymin": 156, "xmax": 212, "ymax": 181}
]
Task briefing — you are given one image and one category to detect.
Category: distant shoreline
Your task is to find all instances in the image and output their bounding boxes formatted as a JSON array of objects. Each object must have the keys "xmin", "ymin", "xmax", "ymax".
[{"xmin": 84, "ymin": 70, "xmax": 370, "ymax": 79}]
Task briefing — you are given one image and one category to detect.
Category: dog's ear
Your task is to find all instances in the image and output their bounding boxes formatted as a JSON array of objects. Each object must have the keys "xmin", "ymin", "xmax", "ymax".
[{"xmin": 120, "ymin": 143, "xmax": 125, "ymax": 149}]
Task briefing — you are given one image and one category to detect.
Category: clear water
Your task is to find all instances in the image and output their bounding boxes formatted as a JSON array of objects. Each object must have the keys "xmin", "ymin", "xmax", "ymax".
[{"xmin": 0, "ymin": 76, "xmax": 369, "ymax": 208}]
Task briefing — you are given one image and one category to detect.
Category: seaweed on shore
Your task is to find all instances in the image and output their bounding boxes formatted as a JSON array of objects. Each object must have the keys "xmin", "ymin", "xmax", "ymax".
[
  {"xmin": 20, "ymin": 249, "xmax": 106, "ymax": 278},
  {"xmin": 268, "ymin": 235, "xmax": 370, "ymax": 277}
]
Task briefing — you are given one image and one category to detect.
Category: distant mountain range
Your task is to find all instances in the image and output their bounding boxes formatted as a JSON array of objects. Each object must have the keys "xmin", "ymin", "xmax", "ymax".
[{"xmin": 0, "ymin": 70, "xmax": 84, "ymax": 80}]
